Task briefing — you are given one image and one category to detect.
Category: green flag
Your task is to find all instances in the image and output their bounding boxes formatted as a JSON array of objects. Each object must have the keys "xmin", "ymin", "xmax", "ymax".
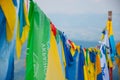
[{"xmin": 26, "ymin": 1, "xmax": 50, "ymax": 80}]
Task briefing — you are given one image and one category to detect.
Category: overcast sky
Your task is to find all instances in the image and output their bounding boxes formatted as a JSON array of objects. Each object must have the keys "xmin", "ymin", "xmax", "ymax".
[{"xmin": 34, "ymin": 0, "xmax": 120, "ymax": 41}]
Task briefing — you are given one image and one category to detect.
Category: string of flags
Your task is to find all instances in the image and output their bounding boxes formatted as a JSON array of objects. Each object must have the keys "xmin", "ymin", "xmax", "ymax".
[{"xmin": 0, "ymin": 0, "xmax": 120, "ymax": 80}]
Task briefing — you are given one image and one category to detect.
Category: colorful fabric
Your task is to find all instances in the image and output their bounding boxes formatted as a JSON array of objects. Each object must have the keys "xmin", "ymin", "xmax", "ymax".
[
  {"xmin": 83, "ymin": 48, "xmax": 89, "ymax": 80},
  {"xmin": 106, "ymin": 21, "xmax": 116, "ymax": 62},
  {"xmin": 77, "ymin": 48, "xmax": 85, "ymax": 80},
  {"xmin": 26, "ymin": 1, "xmax": 50, "ymax": 80},
  {"xmin": 83, "ymin": 65, "xmax": 89, "ymax": 80},
  {"xmin": 60, "ymin": 32, "xmax": 85, "ymax": 80},
  {"xmin": 100, "ymin": 45, "xmax": 109, "ymax": 80},
  {"xmin": 60, "ymin": 35, "xmax": 66, "ymax": 67},
  {"xmin": 50, "ymin": 23, "xmax": 60, "ymax": 43},
  {"xmin": 55, "ymin": 29, "xmax": 60, "ymax": 43},
  {"xmin": 109, "ymin": 67, "xmax": 113, "ymax": 80},
  {"xmin": 100, "ymin": 26, "xmax": 114, "ymax": 79},
  {"xmin": 116, "ymin": 42, "xmax": 120, "ymax": 75},
  {"xmin": 116, "ymin": 42, "xmax": 120, "ymax": 58},
  {"xmin": 96, "ymin": 53, "xmax": 103, "ymax": 80},
  {"xmin": 107, "ymin": 52, "xmax": 113, "ymax": 80},
  {"xmin": 0, "ymin": 0, "xmax": 16, "ymax": 42},
  {"xmin": 0, "ymin": 0, "xmax": 17, "ymax": 79},
  {"xmin": 51, "ymin": 22, "xmax": 57, "ymax": 36},
  {"xmin": 100, "ymin": 30, "xmax": 111, "ymax": 72},
  {"xmin": 46, "ymin": 30, "xmax": 65, "ymax": 80},
  {"xmin": 57, "ymin": 32, "xmax": 66, "ymax": 75},
  {"xmin": 88, "ymin": 51, "xmax": 96, "ymax": 80},
  {"xmin": 65, "ymin": 49, "xmax": 79, "ymax": 80},
  {"xmin": 16, "ymin": 0, "xmax": 29, "ymax": 59},
  {"xmin": 69, "ymin": 40, "xmax": 77, "ymax": 56},
  {"xmin": 60, "ymin": 32, "xmax": 74, "ymax": 79}
]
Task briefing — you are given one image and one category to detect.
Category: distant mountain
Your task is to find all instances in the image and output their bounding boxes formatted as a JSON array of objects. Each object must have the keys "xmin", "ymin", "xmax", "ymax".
[
  {"xmin": 73, "ymin": 40, "xmax": 119, "ymax": 48},
  {"xmin": 72, "ymin": 40, "xmax": 99, "ymax": 48}
]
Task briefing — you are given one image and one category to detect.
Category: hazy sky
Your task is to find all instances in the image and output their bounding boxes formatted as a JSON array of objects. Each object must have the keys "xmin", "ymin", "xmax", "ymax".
[{"xmin": 34, "ymin": 0, "xmax": 120, "ymax": 41}]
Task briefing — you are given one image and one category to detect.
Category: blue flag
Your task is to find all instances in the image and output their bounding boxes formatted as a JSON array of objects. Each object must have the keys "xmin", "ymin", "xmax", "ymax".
[
  {"xmin": 0, "ymin": 0, "xmax": 17, "ymax": 79},
  {"xmin": 0, "ymin": 8, "xmax": 15, "ymax": 80}
]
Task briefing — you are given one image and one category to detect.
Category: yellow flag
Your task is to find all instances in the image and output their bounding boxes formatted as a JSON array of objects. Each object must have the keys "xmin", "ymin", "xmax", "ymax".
[
  {"xmin": 106, "ymin": 21, "xmax": 113, "ymax": 37},
  {"xmin": 46, "ymin": 30, "xmax": 65, "ymax": 80},
  {"xmin": 116, "ymin": 42, "xmax": 120, "ymax": 74}
]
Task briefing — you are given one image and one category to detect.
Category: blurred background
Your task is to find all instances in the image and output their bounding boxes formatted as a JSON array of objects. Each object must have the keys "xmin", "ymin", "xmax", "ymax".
[{"xmin": 14, "ymin": 0, "xmax": 120, "ymax": 79}]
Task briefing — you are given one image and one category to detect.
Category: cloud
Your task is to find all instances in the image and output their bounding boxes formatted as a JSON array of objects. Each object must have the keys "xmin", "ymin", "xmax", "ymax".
[
  {"xmin": 33, "ymin": 0, "xmax": 120, "ymax": 41},
  {"xmin": 57, "ymin": 25, "xmax": 101, "ymax": 41},
  {"xmin": 94, "ymin": 0, "xmax": 101, "ymax": 2},
  {"xmin": 34, "ymin": 0, "xmax": 120, "ymax": 14}
]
